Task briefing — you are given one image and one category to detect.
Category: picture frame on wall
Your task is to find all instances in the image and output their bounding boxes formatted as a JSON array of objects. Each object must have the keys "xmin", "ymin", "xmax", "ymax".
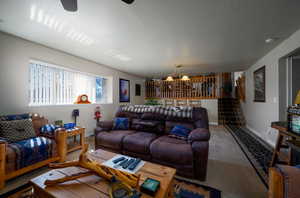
[
  {"xmin": 119, "ymin": 79, "xmax": 130, "ymax": 102},
  {"xmin": 253, "ymin": 66, "xmax": 266, "ymax": 102},
  {"xmin": 135, "ymin": 84, "xmax": 141, "ymax": 96}
]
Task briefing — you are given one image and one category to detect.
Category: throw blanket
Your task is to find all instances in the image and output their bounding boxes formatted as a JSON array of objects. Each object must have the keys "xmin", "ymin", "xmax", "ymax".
[
  {"xmin": 8, "ymin": 137, "xmax": 55, "ymax": 169},
  {"xmin": 120, "ymin": 105, "xmax": 194, "ymax": 119}
]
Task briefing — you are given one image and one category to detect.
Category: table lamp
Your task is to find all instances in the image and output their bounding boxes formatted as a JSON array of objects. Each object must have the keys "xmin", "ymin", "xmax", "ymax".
[{"xmin": 295, "ymin": 90, "xmax": 300, "ymax": 106}]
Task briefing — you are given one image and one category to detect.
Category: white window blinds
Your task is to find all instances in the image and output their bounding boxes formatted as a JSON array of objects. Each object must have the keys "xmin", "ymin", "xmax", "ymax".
[{"xmin": 29, "ymin": 61, "xmax": 107, "ymax": 106}]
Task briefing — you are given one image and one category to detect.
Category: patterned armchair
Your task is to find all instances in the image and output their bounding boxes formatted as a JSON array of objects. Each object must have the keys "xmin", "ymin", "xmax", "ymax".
[{"xmin": 0, "ymin": 114, "xmax": 67, "ymax": 189}]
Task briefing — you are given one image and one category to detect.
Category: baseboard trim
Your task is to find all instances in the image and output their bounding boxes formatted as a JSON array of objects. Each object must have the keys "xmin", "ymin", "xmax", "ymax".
[{"xmin": 246, "ymin": 125, "xmax": 275, "ymax": 149}]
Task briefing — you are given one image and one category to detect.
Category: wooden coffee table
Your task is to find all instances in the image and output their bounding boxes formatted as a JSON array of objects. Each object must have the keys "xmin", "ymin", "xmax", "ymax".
[{"xmin": 30, "ymin": 149, "xmax": 176, "ymax": 198}]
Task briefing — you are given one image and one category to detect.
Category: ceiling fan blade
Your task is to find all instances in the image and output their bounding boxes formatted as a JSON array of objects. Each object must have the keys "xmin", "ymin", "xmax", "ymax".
[
  {"xmin": 121, "ymin": 0, "xmax": 135, "ymax": 4},
  {"xmin": 60, "ymin": 0, "xmax": 78, "ymax": 12}
]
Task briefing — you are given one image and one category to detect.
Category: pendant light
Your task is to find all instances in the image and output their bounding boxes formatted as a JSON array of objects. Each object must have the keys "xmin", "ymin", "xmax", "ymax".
[
  {"xmin": 181, "ymin": 75, "xmax": 190, "ymax": 81},
  {"xmin": 165, "ymin": 76, "xmax": 174, "ymax": 81},
  {"xmin": 165, "ymin": 65, "xmax": 190, "ymax": 81}
]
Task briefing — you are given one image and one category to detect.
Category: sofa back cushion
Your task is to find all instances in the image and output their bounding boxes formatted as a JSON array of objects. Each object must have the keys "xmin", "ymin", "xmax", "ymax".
[
  {"xmin": 141, "ymin": 112, "xmax": 165, "ymax": 121},
  {"xmin": 165, "ymin": 121, "xmax": 195, "ymax": 134},
  {"xmin": 135, "ymin": 120, "xmax": 165, "ymax": 134},
  {"xmin": 0, "ymin": 119, "xmax": 37, "ymax": 143},
  {"xmin": 31, "ymin": 115, "xmax": 48, "ymax": 136}
]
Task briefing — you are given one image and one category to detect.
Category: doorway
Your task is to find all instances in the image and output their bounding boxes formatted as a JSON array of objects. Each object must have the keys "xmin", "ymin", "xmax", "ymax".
[{"xmin": 279, "ymin": 50, "xmax": 300, "ymax": 121}]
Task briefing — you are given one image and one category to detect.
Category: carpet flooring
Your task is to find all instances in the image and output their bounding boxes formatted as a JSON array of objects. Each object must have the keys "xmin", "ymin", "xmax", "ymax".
[{"xmin": 1, "ymin": 126, "xmax": 267, "ymax": 198}]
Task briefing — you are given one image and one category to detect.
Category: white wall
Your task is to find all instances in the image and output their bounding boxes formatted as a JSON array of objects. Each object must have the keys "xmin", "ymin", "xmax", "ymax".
[
  {"xmin": 200, "ymin": 99, "xmax": 218, "ymax": 125},
  {"xmin": 241, "ymin": 28, "xmax": 300, "ymax": 147},
  {"xmin": 0, "ymin": 32, "xmax": 145, "ymax": 136}
]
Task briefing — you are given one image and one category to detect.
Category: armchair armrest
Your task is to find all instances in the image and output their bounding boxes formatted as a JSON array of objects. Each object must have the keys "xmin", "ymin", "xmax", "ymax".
[
  {"xmin": 188, "ymin": 128, "xmax": 210, "ymax": 143},
  {"xmin": 95, "ymin": 120, "xmax": 113, "ymax": 136},
  {"xmin": 269, "ymin": 165, "xmax": 300, "ymax": 198},
  {"xmin": 40, "ymin": 128, "xmax": 67, "ymax": 163},
  {"xmin": 0, "ymin": 138, "xmax": 8, "ymax": 144},
  {"xmin": 0, "ymin": 140, "xmax": 6, "ymax": 188}
]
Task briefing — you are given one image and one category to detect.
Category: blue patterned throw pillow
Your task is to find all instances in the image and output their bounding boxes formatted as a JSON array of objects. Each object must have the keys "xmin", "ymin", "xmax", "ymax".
[
  {"xmin": 40, "ymin": 124, "xmax": 56, "ymax": 134},
  {"xmin": 169, "ymin": 125, "xmax": 191, "ymax": 139},
  {"xmin": 113, "ymin": 117, "xmax": 129, "ymax": 130}
]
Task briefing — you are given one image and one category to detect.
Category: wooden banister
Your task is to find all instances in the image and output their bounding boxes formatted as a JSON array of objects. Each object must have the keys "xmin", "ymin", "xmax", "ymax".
[{"xmin": 145, "ymin": 74, "xmax": 220, "ymax": 99}]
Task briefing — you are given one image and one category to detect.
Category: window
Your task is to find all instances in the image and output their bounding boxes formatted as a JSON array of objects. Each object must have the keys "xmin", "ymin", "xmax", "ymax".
[{"xmin": 29, "ymin": 60, "xmax": 109, "ymax": 106}]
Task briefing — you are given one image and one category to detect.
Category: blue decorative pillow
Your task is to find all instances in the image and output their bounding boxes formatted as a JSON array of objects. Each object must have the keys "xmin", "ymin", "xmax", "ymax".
[
  {"xmin": 113, "ymin": 117, "xmax": 129, "ymax": 130},
  {"xmin": 40, "ymin": 124, "xmax": 56, "ymax": 134},
  {"xmin": 170, "ymin": 125, "xmax": 191, "ymax": 139}
]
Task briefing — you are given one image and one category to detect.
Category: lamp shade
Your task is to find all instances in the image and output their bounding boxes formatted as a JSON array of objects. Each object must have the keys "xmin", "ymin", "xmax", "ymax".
[
  {"xmin": 181, "ymin": 75, "xmax": 190, "ymax": 81},
  {"xmin": 165, "ymin": 76, "xmax": 174, "ymax": 81},
  {"xmin": 295, "ymin": 90, "xmax": 300, "ymax": 105}
]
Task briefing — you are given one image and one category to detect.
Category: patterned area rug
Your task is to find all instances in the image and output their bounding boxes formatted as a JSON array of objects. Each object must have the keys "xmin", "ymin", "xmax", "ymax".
[
  {"xmin": 174, "ymin": 179, "xmax": 221, "ymax": 198},
  {"xmin": 225, "ymin": 125, "xmax": 273, "ymax": 187},
  {"xmin": 4, "ymin": 178, "xmax": 221, "ymax": 198}
]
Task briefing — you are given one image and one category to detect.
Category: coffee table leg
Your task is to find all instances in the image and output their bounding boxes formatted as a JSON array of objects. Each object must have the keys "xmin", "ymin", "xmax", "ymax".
[{"xmin": 167, "ymin": 180, "xmax": 175, "ymax": 198}]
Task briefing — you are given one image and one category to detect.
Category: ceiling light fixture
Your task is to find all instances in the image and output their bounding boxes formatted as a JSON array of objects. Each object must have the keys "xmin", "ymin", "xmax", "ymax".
[
  {"xmin": 165, "ymin": 65, "xmax": 190, "ymax": 81},
  {"xmin": 181, "ymin": 75, "xmax": 190, "ymax": 81},
  {"xmin": 165, "ymin": 76, "xmax": 174, "ymax": 82},
  {"xmin": 265, "ymin": 37, "xmax": 279, "ymax": 44}
]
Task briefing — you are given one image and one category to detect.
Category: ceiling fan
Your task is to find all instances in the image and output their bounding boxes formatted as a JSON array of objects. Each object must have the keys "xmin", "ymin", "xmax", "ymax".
[{"xmin": 60, "ymin": 0, "xmax": 135, "ymax": 12}]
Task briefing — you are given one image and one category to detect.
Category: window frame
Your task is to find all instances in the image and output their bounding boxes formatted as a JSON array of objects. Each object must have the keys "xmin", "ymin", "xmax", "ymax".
[{"xmin": 28, "ymin": 59, "xmax": 112, "ymax": 107}]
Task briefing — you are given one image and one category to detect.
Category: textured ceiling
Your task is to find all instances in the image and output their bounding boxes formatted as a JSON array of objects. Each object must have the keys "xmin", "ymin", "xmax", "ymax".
[{"xmin": 0, "ymin": 0, "xmax": 300, "ymax": 78}]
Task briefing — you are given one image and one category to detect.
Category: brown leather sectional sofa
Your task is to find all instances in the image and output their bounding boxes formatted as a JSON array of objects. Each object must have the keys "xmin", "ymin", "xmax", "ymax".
[{"xmin": 95, "ymin": 106, "xmax": 210, "ymax": 180}]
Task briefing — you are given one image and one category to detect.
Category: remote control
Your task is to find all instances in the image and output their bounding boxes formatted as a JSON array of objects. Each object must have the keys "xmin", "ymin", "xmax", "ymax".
[
  {"xmin": 122, "ymin": 158, "xmax": 135, "ymax": 169},
  {"xmin": 128, "ymin": 158, "xmax": 141, "ymax": 171},
  {"xmin": 118, "ymin": 159, "xmax": 129, "ymax": 167},
  {"xmin": 113, "ymin": 157, "xmax": 125, "ymax": 164}
]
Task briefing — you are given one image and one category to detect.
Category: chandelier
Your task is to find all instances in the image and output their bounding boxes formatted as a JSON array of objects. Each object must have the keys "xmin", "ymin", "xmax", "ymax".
[{"xmin": 165, "ymin": 65, "xmax": 190, "ymax": 81}]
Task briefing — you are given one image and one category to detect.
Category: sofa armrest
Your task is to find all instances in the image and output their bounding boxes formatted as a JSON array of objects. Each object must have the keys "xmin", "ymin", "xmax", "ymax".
[
  {"xmin": 39, "ymin": 128, "xmax": 67, "ymax": 162},
  {"xmin": 54, "ymin": 129, "xmax": 67, "ymax": 163},
  {"xmin": 188, "ymin": 128, "xmax": 210, "ymax": 143},
  {"xmin": 191, "ymin": 141, "xmax": 209, "ymax": 180},
  {"xmin": 95, "ymin": 120, "xmax": 113, "ymax": 136}
]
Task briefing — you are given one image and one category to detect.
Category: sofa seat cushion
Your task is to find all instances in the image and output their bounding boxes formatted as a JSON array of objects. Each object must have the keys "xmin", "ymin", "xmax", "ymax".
[
  {"xmin": 123, "ymin": 132, "xmax": 158, "ymax": 154},
  {"xmin": 6, "ymin": 137, "xmax": 57, "ymax": 172},
  {"xmin": 150, "ymin": 136, "xmax": 193, "ymax": 165},
  {"xmin": 96, "ymin": 130, "xmax": 135, "ymax": 151}
]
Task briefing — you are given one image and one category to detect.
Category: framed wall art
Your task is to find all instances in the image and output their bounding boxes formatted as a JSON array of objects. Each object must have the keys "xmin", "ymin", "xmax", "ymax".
[
  {"xmin": 253, "ymin": 66, "xmax": 266, "ymax": 102},
  {"xmin": 119, "ymin": 79, "xmax": 130, "ymax": 102},
  {"xmin": 135, "ymin": 84, "xmax": 141, "ymax": 96}
]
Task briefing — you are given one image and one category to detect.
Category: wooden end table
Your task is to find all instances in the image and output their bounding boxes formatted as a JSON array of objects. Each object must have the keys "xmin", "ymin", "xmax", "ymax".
[
  {"xmin": 66, "ymin": 127, "xmax": 85, "ymax": 153},
  {"xmin": 271, "ymin": 121, "xmax": 300, "ymax": 166},
  {"xmin": 30, "ymin": 149, "xmax": 176, "ymax": 198}
]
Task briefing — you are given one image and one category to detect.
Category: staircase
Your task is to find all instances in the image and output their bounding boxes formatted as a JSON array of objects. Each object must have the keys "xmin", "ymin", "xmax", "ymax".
[{"xmin": 218, "ymin": 98, "xmax": 245, "ymax": 126}]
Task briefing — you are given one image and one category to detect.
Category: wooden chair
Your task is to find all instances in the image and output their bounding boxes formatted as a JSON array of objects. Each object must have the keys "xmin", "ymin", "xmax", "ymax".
[
  {"xmin": 0, "ymin": 114, "xmax": 67, "ymax": 189},
  {"xmin": 269, "ymin": 165, "xmax": 300, "ymax": 198}
]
